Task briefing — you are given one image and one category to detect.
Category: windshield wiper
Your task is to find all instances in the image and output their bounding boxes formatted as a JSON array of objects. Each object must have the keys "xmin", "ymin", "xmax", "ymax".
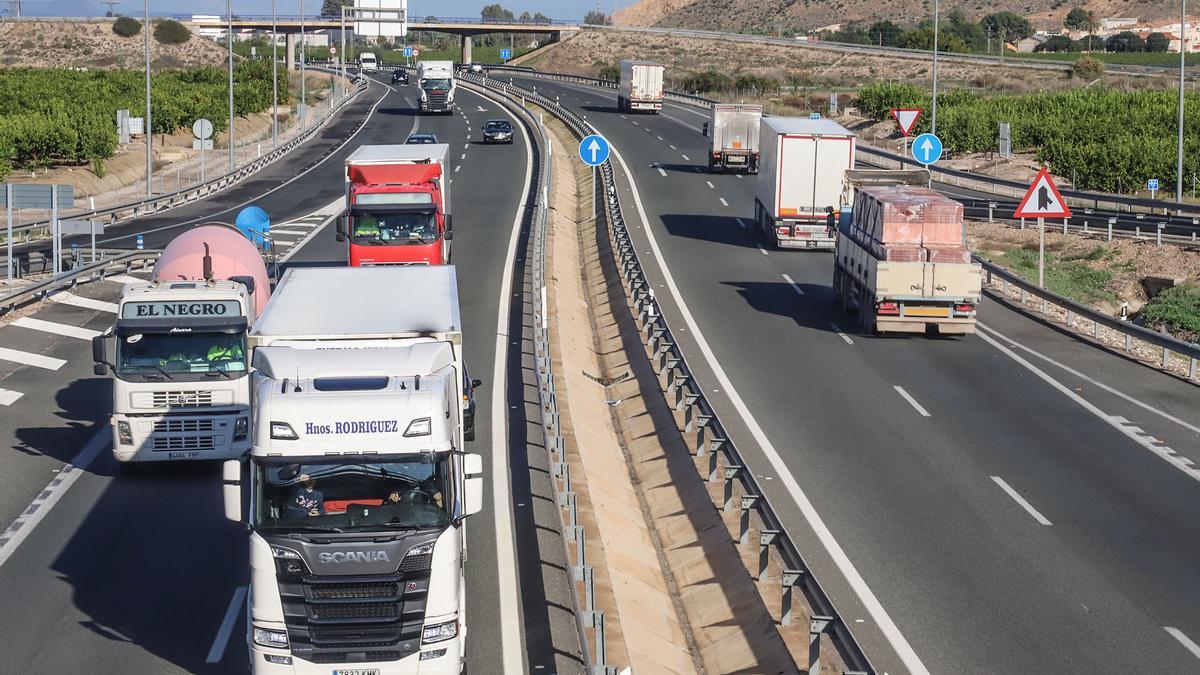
[
  {"xmin": 140, "ymin": 364, "xmax": 175, "ymax": 380},
  {"xmin": 271, "ymin": 525, "xmax": 345, "ymax": 534},
  {"xmin": 204, "ymin": 369, "xmax": 234, "ymax": 379}
]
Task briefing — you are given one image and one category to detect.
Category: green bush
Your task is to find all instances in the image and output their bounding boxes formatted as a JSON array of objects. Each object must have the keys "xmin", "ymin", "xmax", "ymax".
[
  {"xmin": 681, "ymin": 70, "xmax": 733, "ymax": 94},
  {"xmin": 1072, "ymin": 56, "xmax": 1105, "ymax": 80},
  {"xmin": 598, "ymin": 64, "xmax": 620, "ymax": 82},
  {"xmin": 153, "ymin": 19, "xmax": 191, "ymax": 45},
  {"xmin": 1141, "ymin": 284, "xmax": 1200, "ymax": 337},
  {"xmin": 112, "ymin": 16, "xmax": 142, "ymax": 38}
]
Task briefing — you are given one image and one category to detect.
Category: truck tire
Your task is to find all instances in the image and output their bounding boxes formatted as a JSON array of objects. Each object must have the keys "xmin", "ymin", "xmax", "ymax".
[
  {"xmin": 833, "ymin": 267, "xmax": 845, "ymax": 308},
  {"xmin": 860, "ymin": 290, "xmax": 877, "ymax": 335}
]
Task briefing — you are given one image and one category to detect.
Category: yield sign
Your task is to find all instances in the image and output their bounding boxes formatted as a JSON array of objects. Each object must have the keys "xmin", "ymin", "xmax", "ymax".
[
  {"xmin": 891, "ymin": 108, "xmax": 922, "ymax": 136},
  {"xmin": 1014, "ymin": 168, "xmax": 1072, "ymax": 219}
]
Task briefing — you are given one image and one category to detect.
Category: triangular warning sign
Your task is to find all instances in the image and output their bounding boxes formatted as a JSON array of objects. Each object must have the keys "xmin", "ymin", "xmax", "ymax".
[
  {"xmin": 1013, "ymin": 168, "xmax": 1072, "ymax": 219},
  {"xmin": 891, "ymin": 108, "xmax": 922, "ymax": 136}
]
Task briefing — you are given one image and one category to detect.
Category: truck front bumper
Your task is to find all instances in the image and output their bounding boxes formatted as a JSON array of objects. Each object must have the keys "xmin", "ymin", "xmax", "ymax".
[
  {"xmin": 110, "ymin": 412, "xmax": 249, "ymax": 462},
  {"xmin": 250, "ymin": 639, "xmax": 463, "ymax": 674}
]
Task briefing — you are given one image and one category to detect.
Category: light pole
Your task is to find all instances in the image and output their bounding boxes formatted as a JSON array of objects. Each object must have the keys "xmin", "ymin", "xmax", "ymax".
[
  {"xmin": 272, "ymin": 0, "xmax": 278, "ymax": 148},
  {"xmin": 1176, "ymin": 0, "xmax": 1187, "ymax": 202},
  {"xmin": 931, "ymin": 0, "xmax": 940, "ymax": 134},
  {"xmin": 227, "ymin": 0, "xmax": 235, "ymax": 171},
  {"xmin": 300, "ymin": 0, "xmax": 306, "ymax": 131},
  {"xmin": 144, "ymin": 0, "xmax": 152, "ymax": 198}
]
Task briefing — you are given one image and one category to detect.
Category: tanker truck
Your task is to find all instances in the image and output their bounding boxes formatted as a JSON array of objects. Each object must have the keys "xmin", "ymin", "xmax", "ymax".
[{"xmin": 92, "ymin": 224, "xmax": 270, "ymax": 465}]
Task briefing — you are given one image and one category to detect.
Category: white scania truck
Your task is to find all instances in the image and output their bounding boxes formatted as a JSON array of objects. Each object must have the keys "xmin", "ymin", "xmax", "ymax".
[
  {"xmin": 224, "ymin": 266, "xmax": 483, "ymax": 674},
  {"xmin": 417, "ymin": 60, "xmax": 456, "ymax": 114}
]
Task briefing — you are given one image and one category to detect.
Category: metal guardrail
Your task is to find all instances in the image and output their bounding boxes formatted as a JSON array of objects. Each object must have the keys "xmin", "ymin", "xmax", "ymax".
[
  {"xmin": 4, "ymin": 70, "xmax": 366, "ymax": 245},
  {"xmin": 0, "ymin": 250, "xmax": 160, "ymax": 316},
  {"xmin": 474, "ymin": 73, "xmax": 875, "ymax": 673}
]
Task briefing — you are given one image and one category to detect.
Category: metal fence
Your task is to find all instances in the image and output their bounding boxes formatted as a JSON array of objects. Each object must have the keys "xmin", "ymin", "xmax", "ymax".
[
  {"xmin": 0, "ymin": 250, "xmax": 160, "ymax": 316},
  {"xmin": 470, "ymin": 73, "xmax": 875, "ymax": 674}
]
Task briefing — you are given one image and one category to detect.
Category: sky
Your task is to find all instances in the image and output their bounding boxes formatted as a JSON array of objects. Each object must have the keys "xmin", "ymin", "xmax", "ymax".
[{"xmin": 7, "ymin": 0, "xmax": 638, "ymax": 20}]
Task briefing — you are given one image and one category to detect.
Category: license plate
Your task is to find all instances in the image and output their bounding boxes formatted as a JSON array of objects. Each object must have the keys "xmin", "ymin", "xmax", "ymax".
[
  {"xmin": 905, "ymin": 307, "xmax": 950, "ymax": 317},
  {"xmin": 333, "ymin": 670, "xmax": 380, "ymax": 675},
  {"xmin": 168, "ymin": 452, "xmax": 201, "ymax": 460},
  {"xmin": 728, "ymin": 156, "xmax": 745, "ymax": 163}
]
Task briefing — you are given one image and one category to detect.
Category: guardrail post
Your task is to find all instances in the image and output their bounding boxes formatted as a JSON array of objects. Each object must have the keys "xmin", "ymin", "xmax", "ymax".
[
  {"xmin": 1157, "ymin": 223, "xmax": 1165, "ymax": 246},
  {"xmin": 1162, "ymin": 346, "xmax": 1170, "ymax": 368},
  {"xmin": 1020, "ymin": 217, "xmax": 1026, "ymax": 230},
  {"xmin": 723, "ymin": 465, "xmax": 742, "ymax": 511},
  {"xmin": 781, "ymin": 569, "xmax": 804, "ymax": 626},
  {"xmin": 988, "ymin": 202, "xmax": 996, "ymax": 223},
  {"xmin": 758, "ymin": 530, "xmax": 780, "ymax": 580},
  {"xmin": 1190, "ymin": 355, "xmax": 1197, "ymax": 380},
  {"xmin": 707, "ymin": 437, "xmax": 725, "ymax": 482},
  {"xmin": 739, "ymin": 495, "xmax": 760, "ymax": 545},
  {"xmin": 1107, "ymin": 217, "xmax": 1115, "ymax": 241},
  {"xmin": 808, "ymin": 614, "xmax": 834, "ymax": 674}
]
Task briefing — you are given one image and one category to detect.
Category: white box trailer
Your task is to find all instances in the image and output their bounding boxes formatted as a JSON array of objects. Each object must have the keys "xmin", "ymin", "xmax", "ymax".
[
  {"xmin": 754, "ymin": 116, "xmax": 855, "ymax": 250},
  {"xmin": 704, "ymin": 103, "xmax": 762, "ymax": 174},
  {"xmin": 618, "ymin": 60, "xmax": 664, "ymax": 113}
]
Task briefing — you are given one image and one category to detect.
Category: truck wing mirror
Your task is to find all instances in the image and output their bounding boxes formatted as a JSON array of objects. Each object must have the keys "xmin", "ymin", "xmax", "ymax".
[
  {"xmin": 462, "ymin": 453, "xmax": 484, "ymax": 517},
  {"xmin": 443, "ymin": 230, "xmax": 453, "ymax": 241},
  {"xmin": 471, "ymin": 378, "xmax": 482, "ymax": 389},
  {"xmin": 223, "ymin": 459, "xmax": 244, "ymax": 523},
  {"xmin": 92, "ymin": 333, "xmax": 111, "ymax": 375},
  {"xmin": 335, "ymin": 214, "xmax": 348, "ymax": 243},
  {"xmin": 702, "ymin": 122, "xmax": 709, "ymax": 137}
]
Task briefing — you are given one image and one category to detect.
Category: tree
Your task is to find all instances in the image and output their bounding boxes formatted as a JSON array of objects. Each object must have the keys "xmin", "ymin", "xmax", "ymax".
[
  {"xmin": 944, "ymin": 9, "xmax": 986, "ymax": 50},
  {"xmin": 1064, "ymin": 7, "xmax": 1089, "ymax": 31},
  {"xmin": 867, "ymin": 20, "xmax": 904, "ymax": 47},
  {"xmin": 898, "ymin": 27, "xmax": 968, "ymax": 53},
  {"xmin": 481, "ymin": 4, "xmax": 514, "ymax": 21},
  {"xmin": 981, "ymin": 11, "xmax": 1033, "ymax": 42},
  {"xmin": 1035, "ymin": 35, "xmax": 1080, "ymax": 52},
  {"xmin": 519, "ymin": 11, "xmax": 531, "ymax": 22},
  {"xmin": 533, "ymin": 13, "xmax": 551, "ymax": 24},
  {"xmin": 112, "ymin": 15, "xmax": 141, "ymax": 37},
  {"xmin": 1106, "ymin": 31, "xmax": 1145, "ymax": 52},
  {"xmin": 583, "ymin": 11, "xmax": 610, "ymax": 26},
  {"xmin": 153, "ymin": 19, "xmax": 191, "ymax": 45},
  {"xmin": 1146, "ymin": 32, "xmax": 1170, "ymax": 52},
  {"xmin": 321, "ymin": 0, "xmax": 350, "ymax": 19}
]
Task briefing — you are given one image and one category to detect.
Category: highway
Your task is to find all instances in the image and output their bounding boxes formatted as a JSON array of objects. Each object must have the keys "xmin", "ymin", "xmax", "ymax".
[
  {"xmin": 0, "ymin": 76, "xmax": 580, "ymax": 673},
  {"xmin": 507, "ymin": 74, "xmax": 1200, "ymax": 673}
]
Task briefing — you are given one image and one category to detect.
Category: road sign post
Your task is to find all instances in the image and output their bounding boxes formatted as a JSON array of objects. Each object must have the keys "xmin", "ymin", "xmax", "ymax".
[
  {"xmin": 1147, "ymin": 178, "xmax": 1160, "ymax": 200},
  {"xmin": 911, "ymin": 132, "xmax": 943, "ymax": 167},
  {"xmin": 1013, "ymin": 168, "xmax": 1072, "ymax": 290},
  {"xmin": 62, "ymin": 219, "xmax": 105, "ymax": 263},
  {"xmin": 5, "ymin": 184, "xmax": 10, "ymax": 283},
  {"xmin": 578, "ymin": 134, "xmax": 610, "ymax": 167}
]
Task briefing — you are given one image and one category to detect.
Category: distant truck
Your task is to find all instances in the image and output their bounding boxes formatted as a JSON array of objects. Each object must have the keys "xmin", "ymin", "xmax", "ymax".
[
  {"xmin": 417, "ymin": 60, "xmax": 456, "ymax": 114},
  {"xmin": 754, "ymin": 116, "xmax": 855, "ymax": 250},
  {"xmin": 339, "ymin": 144, "xmax": 452, "ymax": 266},
  {"xmin": 228, "ymin": 266, "xmax": 484, "ymax": 674},
  {"xmin": 92, "ymin": 224, "xmax": 270, "ymax": 465},
  {"xmin": 703, "ymin": 103, "xmax": 762, "ymax": 173},
  {"xmin": 359, "ymin": 51, "xmax": 378, "ymax": 74},
  {"xmin": 618, "ymin": 60, "xmax": 664, "ymax": 113},
  {"xmin": 834, "ymin": 170, "xmax": 981, "ymax": 335}
]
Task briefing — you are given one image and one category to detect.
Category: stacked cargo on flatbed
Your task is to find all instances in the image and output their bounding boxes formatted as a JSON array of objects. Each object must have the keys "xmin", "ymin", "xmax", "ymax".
[{"xmin": 834, "ymin": 170, "xmax": 981, "ymax": 335}]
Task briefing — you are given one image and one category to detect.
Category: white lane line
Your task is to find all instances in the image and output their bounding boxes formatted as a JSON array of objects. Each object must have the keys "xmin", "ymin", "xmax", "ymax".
[
  {"xmin": 631, "ymin": 120, "xmax": 639, "ymax": 126},
  {"xmin": 0, "ymin": 428, "xmax": 108, "ymax": 568},
  {"xmin": 267, "ymin": 228, "xmax": 310, "ymax": 236},
  {"xmin": 1165, "ymin": 627, "xmax": 1200, "ymax": 661},
  {"xmin": 991, "ymin": 476, "xmax": 1053, "ymax": 526},
  {"xmin": 620, "ymin": 114, "xmax": 627, "ymax": 119},
  {"xmin": 893, "ymin": 386, "xmax": 931, "ymax": 417},
  {"xmin": 206, "ymin": 585, "xmax": 248, "ymax": 663},
  {"xmin": 756, "ymin": 244, "xmax": 768, "ymax": 255},
  {"xmin": 461, "ymin": 152, "xmax": 467, "ymax": 160},
  {"xmin": 736, "ymin": 174, "xmax": 744, "ymax": 179},
  {"xmin": 781, "ymin": 273, "xmax": 804, "ymax": 295},
  {"xmin": 0, "ymin": 388, "xmax": 23, "ymax": 406},
  {"xmin": 977, "ymin": 322, "xmax": 1200, "ymax": 436},
  {"xmin": 976, "ymin": 328, "xmax": 1200, "ymax": 483},
  {"xmin": 272, "ymin": 240, "xmax": 295, "ymax": 248},
  {"xmin": 735, "ymin": 218, "xmax": 748, "ymax": 229},
  {"xmin": 467, "ymin": 134, "xmax": 471, "ymax": 140},
  {"xmin": 669, "ymin": 144, "xmax": 677, "ymax": 150},
  {"xmin": 49, "ymin": 292, "xmax": 117, "ymax": 313},
  {"xmin": 657, "ymin": 167, "xmax": 667, "ymax": 177},
  {"xmin": 719, "ymin": 197, "xmax": 729, "ymax": 207},
  {"xmin": 830, "ymin": 322, "xmax": 854, "ymax": 345},
  {"xmin": 0, "ymin": 346, "xmax": 66, "ymax": 371},
  {"xmin": 706, "ymin": 181, "xmax": 715, "ymax": 189},
  {"xmin": 12, "ymin": 317, "xmax": 100, "ymax": 341},
  {"xmin": 681, "ymin": 153, "xmax": 690, "ymax": 161},
  {"xmin": 278, "ymin": 197, "xmax": 344, "ymax": 264},
  {"xmin": 605, "ymin": 138, "xmax": 930, "ymax": 675},
  {"xmin": 105, "ymin": 274, "xmax": 145, "ymax": 285},
  {"xmin": 455, "ymin": 165, "xmax": 461, "ymax": 173},
  {"xmin": 656, "ymin": 135, "xmax": 664, "ymax": 141}
]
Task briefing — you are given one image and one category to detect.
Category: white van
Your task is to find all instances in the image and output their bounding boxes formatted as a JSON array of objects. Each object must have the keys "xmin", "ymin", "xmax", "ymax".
[{"xmin": 359, "ymin": 51, "xmax": 378, "ymax": 73}]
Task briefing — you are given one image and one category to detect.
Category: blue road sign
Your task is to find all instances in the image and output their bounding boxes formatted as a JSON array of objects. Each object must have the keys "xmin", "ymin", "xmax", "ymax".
[
  {"xmin": 1147, "ymin": 178, "xmax": 1160, "ymax": 191},
  {"xmin": 579, "ymin": 134, "xmax": 610, "ymax": 167},
  {"xmin": 911, "ymin": 132, "xmax": 943, "ymax": 165},
  {"xmin": 808, "ymin": 112, "xmax": 821, "ymax": 120},
  {"xmin": 500, "ymin": 48, "xmax": 512, "ymax": 61},
  {"xmin": 135, "ymin": 234, "xmax": 144, "ymax": 250},
  {"xmin": 403, "ymin": 46, "xmax": 413, "ymax": 57}
]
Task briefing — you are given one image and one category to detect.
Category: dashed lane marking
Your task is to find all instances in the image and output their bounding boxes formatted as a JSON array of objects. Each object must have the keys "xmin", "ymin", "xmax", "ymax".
[
  {"xmin": 894, "ymin": 385, "xmax": 931, "ymax": 417},
  {"xmin": 757, "ymin": 244, "xmax": 768, "ymax": 255},
  {"xmin": 782, "ymin": 273, "xmax": 804, "ymax": 295},
  {"xmin": 706, "ymin": 181, "xmax": 715, "ymax": 189},
  {"xmin": 1165, "ymin": 627, "xmax": 1200, "ymax": 661},
  {"xmin": 11, "ymin": 317, "xmax": 100, "ymax": 341},
  {"xmin": 0, "ymin": 388, "xmax": 22, "ymax": 406},
  {"xmin": 681, "ymin": 154, "xmax": 690, "ymax": 161},
  {"xmin": 719, "ymin": 197, "xmax": 729, "ymax": 207},
  {"xmin": 991, "ymin": 476, "xmax": 1053, "ymax": 526},
  {"xmin": 657, "ymin": 167, "xmax": 667, "ymax": 177},
  {"xmin": 735, "ymin": 218, "xmax": 748, "ymax": 229},
  {"xmin": 48, "ymin": 292, "xmax": 117, "ymax": 313},
  {"xmin": 206, "ymin": 585, "xmax": 249, "ymax": 663},
  {"xmin": 0, "ymin": 347, "xmax": 67, "ymax": 371},
  {"xmin": 829, "ymin": 322, "xmax": 854, "ymax": 345}
]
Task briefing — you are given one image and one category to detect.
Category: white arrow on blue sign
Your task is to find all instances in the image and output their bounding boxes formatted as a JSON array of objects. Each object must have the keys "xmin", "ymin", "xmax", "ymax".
[
  {"xmin": 403, "ymin": 47, "xmax": 413, "ymax": 57},
  {"xmin": 500, "ymin": 49, "xmax": 511, "ymax": 60},
  {"xmin": 578, "ymin": 134, "xmax": 610, "ymax": 167},
  {"xmin": 1147, "ymin": 178, "xmax": 1160, "ymax": 191},
  {"xmin": 911, "ymin": 133, "xmax": 943, "ymax": 165}
]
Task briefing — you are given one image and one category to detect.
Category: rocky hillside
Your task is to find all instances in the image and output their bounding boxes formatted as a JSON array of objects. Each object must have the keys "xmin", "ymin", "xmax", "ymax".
[
  {"xmin": 614, "ymin": 0, "xmax": 1178, "ymax": 34},
  {"xmin": 0, "ymin": 18, "xmax": 228, "ymax": 70}
]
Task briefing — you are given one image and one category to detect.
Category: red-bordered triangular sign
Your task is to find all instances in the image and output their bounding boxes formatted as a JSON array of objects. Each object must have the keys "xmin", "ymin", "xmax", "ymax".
[
  {"xmin": 1013, "ymin": 168, "xmax": 1072, "ymax": 219},
  {"xmin": 891, "ymin": 108, "xmax": 922, "ymax": 136}
]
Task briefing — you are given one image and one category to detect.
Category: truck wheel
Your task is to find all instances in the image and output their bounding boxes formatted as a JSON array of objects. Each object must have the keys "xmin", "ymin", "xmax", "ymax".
[{"xmin": 833, "ymin": 268, "xmax": 844, "ymax": 307}]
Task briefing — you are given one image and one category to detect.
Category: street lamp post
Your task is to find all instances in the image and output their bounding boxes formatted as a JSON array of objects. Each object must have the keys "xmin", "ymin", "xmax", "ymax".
[
  {"xmin": 272, "ymin": 0, "xmax": 278, "ymax": 148},
  {"xmin": 300, "ymin": 0, "xmax": 306, "ymax": 131},
  {"xmin": 227, "ymin": 0, "xmax": 235, "ymax": 171},
  {"xmin": 931, "ymin": 0, "xmax": 940, "ymax": 134},
  {"xmin": 144, "ymin": 0, "xmax": 152, "ymax": 198},
  {"xmin": 1176, "ymin": 0, "xmax": 1187, "ymax": 202}
]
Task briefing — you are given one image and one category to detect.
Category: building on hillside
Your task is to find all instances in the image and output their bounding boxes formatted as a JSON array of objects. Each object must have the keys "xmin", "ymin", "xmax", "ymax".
[
  {"xmin": 1128, "ymin": 17, "xmax": 1198, "ymax": 51},
  {"xmin": 1015, "ymin": 34, "xmax": 1049, "ymax": 52}
]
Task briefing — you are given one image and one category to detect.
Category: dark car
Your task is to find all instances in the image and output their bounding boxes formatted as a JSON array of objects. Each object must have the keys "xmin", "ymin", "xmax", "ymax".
[
  {"xmin": 391, "ymin": 68, "xmax": 408, "ymax": 84},
  {"xmin": 405, "ymin": 133, "xmax": 439, "ymax": 144},
  {"xmin": 482, "ymin": 119, "xmax": 514, "ymax": 144}
]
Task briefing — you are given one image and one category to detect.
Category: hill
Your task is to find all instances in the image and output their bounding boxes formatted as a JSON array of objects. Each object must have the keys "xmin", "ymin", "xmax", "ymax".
[
  {"xmin": 614, "ymin": 0, "xmax": 1179, "ymax": 34},
  {"xmin": 0, "ymin": 18, "xmax": 228, "ymax": 70}
]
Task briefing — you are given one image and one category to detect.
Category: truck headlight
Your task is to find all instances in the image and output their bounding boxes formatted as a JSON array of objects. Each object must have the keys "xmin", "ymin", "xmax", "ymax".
[
  {"xmin": 404, "ymin": 417, "xmax": 431, "ymax": 437},
  {"xmin": 422, "ymin": 619, "xmax": 458, "ymax": 644},
  {"xmin": 117, "ymin": 420, "xmax": 133, "ymax": 445},
  {"xmin": 253, "ymin": 627, "xmax": 289, "ymax": 649},
  {"xmin": 234, "ymin": 416, "xmax": 249, "ymax": 441},
  {"xmin": 270, "ymin": 422, "xmax": 298, "ymax": 440}
]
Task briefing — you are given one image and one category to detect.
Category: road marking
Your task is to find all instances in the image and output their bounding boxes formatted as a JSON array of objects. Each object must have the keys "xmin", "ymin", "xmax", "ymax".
[
  {"xmin": 1165, "ymin": 627, "xmax": 1200, "ymax": 661},
  {"xmin": 620, "ymin": 114, "xmax": 627, "ymax": 119},
  {"xmin": 49, "ymin": 292, "xmax": 117, "ymax": 313},
  {"xmin": 657, "ymin": 167, "xmax": 667, "ymax": 177},
  {"xmin": 264, "ymin": 228, "xmax": 309, "ymax": 237},
  {"xmin": 736, "ymin": 174, "xmax": 744, "ymax": 179},
  {"xmin": 656, "ymin": 135, "xmax": 663, "ymax": 141},
  {"xmin": 735, "ymin": 218, "xmax": 748, "ymax": 229},
  {"xmin": 11, "ymin": 317, "xmax": 100, "ymax": 341},
  {"xmin": 0, "ymin": 346, "xmax": 66, "ymax": 371},
  {"xmin": 455, "ymin": 165, "xmax": 461, "ymax": 173},
  {"xmin": 706, "ymin": 181, "xmax": 715, "ymax": 189},
  {"xmin": 206, "ymin": 585, "xmax": 248, "ymax": 663},
  {"xmin": 719, "ymin": 197, "xmax": 729, "ymax": 207},
  {"xmin": 781, "ymin": 273, "xmax": 804, "ymax": 295},
  {"xmin": 105, "ymin": 274, "xmax": 144, "ymax": 285},
  {"xmin": 272, "ymin": 239, "xmax": 295, "ymax": 248},
  {"xmin": 0, "ymin": 428, "xmax": 108, "ymax": 568},
  {"xmin": 893, "ymin": 386, "xmax": 931, "ymax": 417},
  {"xmin": 278, "ymin": 197, "xmax": 344, "ymax": 264},
  {"xmin": 829, "ymin": 322, "xmax": 854, "ymax": 345},
  {"xmin": 991, "ymin": 476, "xmax": 1053, "ymax": 526},
  {"xmin": 604, "ymin": 138, "xmax": 930, "ymax": 675},
  {"xmin": 461, "ymin": 152, "xmax": 467, "ymax": 160},
  {"xmin": 977, "ymin": 322, "xmax": 1200, "ymax": 436},
  {"xmin": 756, "ymin": 244, "xmax": 768, "ymax": 255},
  {"xmin": 976, "ymin": 327, "xmax": 1200, "ymax": 484},
  {"xmin": 467, "ymin": 134, "xmax": 471, "ymax": 140},
  {"xmin": 0, "ymin": 388, "xmax": 22, "ymax": 406},
  {"xmin": 681, "ymin": 153, "xmax": 690, "ymax": 161},
  {"xmin": 669, "ymin": 144, "xmax": 677, "ymax": 150}
]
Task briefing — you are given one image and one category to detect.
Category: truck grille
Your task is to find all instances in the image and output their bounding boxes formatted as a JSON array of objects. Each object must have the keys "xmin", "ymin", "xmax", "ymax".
[
  {"xmin": 152, "ymin": 436, "xmax": 216, "ymax": 451},
  {"xmin": 426, "ymin": 91, "xmax": 449, "ymax": 106},
  {"xmin": 152, "ymin": 418, "xmax": 216, "ymax": 434},
  {"xmin": 307, "ymin": 582, "xmax": 397, "ymax": 601},
  {"xmin": 132, "ymin": 390, "xmax": 214, "ymax": 408},
  {"xmin": 308, "ymin": 651, "xmax": 403, "ymax": 664}
]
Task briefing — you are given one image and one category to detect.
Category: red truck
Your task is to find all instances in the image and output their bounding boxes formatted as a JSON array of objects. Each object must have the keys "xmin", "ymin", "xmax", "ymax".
[{"xmin": 338, "ymin": 144, "xmax": 453, "ymax": 266}]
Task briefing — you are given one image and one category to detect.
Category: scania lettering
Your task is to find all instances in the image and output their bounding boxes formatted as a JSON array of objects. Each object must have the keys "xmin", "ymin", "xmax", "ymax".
[
  {"xmin": 228, "ymin": 266, "xmax": 484, "ymax": 674},
  {"xmin": 92, "ymin": 224, "xmax": 269, "ymax": 465}
]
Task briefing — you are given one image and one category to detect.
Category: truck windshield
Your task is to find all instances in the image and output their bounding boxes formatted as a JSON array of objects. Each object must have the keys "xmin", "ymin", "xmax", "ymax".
[
  {"xmin": 254, "ymin": 457, "xmax": 452, "ymax": 532},
  {"xmin": 117, "ymin": 332, "xmax": 247, "ymax": 375},
  {"xmin": 422, "ymin": 78, "xmax": 451, "ymax": 91},
  {"xmin": 351, "ymin": 211, "xmax": 438, "ymax": 245}
]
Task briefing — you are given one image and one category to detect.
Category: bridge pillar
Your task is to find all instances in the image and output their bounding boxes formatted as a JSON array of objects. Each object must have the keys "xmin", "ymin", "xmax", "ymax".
[
  {"xmin": 285, "ymin": 32, "xmax": 298, "ymax": 72},
  {"xmin": 461, "ymin": 35, "xmax": 473, "ymax": 64}
]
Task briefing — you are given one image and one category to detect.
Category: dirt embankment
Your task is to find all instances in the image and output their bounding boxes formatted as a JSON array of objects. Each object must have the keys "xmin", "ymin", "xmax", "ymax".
[{"xmin": 0, "ymin": 19, "xmax": 228, "ymax": 70}]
